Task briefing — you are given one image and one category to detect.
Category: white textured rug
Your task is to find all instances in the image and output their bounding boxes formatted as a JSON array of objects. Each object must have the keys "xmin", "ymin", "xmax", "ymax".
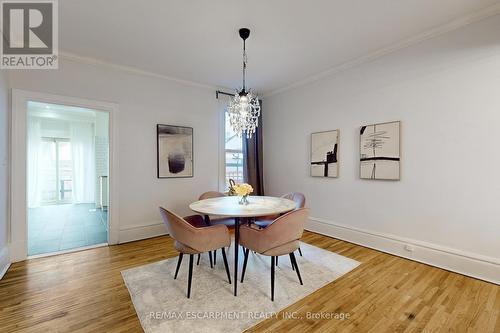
[{"xmin": 122, "ymin": 241, "xmax": 360, "ymax": 333}]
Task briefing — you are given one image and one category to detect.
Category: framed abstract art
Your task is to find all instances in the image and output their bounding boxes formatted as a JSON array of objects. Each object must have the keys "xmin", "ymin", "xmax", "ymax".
[
  {"xmin": 360, "ymin": 121, "xmax": 400, "ymax": 180},
  {"xmin": 310, "ymin": 130, "xmax": 339, "ymax": 178},
  {"xmin": 157, "ymin": 124, "xmax": 193, "ymax": 178}
]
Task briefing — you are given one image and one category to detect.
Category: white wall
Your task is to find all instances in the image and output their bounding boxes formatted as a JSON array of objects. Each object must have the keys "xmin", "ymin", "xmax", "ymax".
[
  {"xmin": 9, "ymin": 58, "xmax": 221, "ymax": 242},
  {"xmin": 264, "ymin": 15, "xmax": 500, "ymax": 282},
  {"xmin": 0, "ymin": 69, "xmax": 9, "ymax": 276}
]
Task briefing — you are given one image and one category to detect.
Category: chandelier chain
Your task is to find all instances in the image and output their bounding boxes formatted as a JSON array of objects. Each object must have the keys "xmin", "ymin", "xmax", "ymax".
[
  {"xmin": 226, "ymin": 28, "xmax": 260, "ymax": 139},
  {"xmin": 242, "ymin": 39, "xmax": 246, "ymax": 91}
]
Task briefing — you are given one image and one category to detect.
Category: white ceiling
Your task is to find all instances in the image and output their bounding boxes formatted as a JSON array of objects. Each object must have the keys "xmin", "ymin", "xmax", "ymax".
[{"xmin": 60, "ymin": 0, "xmax": 500, "ymax": 95}]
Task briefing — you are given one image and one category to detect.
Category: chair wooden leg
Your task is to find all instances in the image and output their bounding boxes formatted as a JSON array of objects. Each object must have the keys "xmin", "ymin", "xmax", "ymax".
[
  {"xmin": 290, "ymin": 254, "xmax": 294, "ymax": 270},
  {"xmin": 174, "ymin": 253, "xmax": 183, "ymax": 279},
  {"xmin": 276, "ymin": 256, "xmax": 278, "ymax": 266},
  {"xmin": 241, "ymin": 248, "xmax": 249, "ymax": 283},
  {"xmin": 271, "ymin": 256, "xmax": 275, "ymax": 301},
  {"xmin": 298, "ymin": 247, "xmax": 303, "ymax": 256},
  {"xmin": 187, "ymin": 254, "xmax": 194, "ymax": 298},
  {"xmin": 290, "ymin": 252, "xmax": 303, "ymax": 285},
  {"xmin": 221, "ymin": 248, "xmax": 231, "ymax": 284},
  {"xmin": 213, "ymin": 250, "xmax": 217, "ymax": 265},
  {"xmin": 197, "ymin": 253, "xmax": 200, "ymax": 265},
  {"xmin": 209, "ymin": 251, "xmax": 213, "ymax": 268}
]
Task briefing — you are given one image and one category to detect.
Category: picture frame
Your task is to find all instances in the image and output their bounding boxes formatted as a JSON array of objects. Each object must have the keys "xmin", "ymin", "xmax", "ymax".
[
  {"xmin": 359, "ymin": 120, "xmax": 400, "ymax": 180},
  {"xmin": 310, "ymin": 129, "xmax": 339, "ymax": 178},
  {"xmin": 157, "ymin": 124, "xmax": 194, "ymax": 178}
]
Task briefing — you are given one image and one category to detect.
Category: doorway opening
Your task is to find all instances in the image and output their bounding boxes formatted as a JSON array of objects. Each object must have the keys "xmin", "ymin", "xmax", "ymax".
[{"xmin": 27, "ymin": 101, "xmax": 110, "ymax": 256}]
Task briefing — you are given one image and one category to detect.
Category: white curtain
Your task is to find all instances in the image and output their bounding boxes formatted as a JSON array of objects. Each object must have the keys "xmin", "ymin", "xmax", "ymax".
[
  {"xmin": 71, "ymin": 122, "xmax": 95, "ymax": 203},
  {"xmin": 27, "ymin": 118, "xmax": 43, "ymax": 208}
]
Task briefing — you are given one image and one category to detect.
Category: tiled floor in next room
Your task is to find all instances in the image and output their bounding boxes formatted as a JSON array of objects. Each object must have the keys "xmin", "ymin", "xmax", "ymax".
[{"xmin": 28, "ymin": 204, "xmax": 108, "ymax": 256}]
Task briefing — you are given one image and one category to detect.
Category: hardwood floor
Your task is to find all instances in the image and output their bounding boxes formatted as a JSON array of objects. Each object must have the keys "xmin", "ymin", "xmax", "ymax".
[{"xmin": 0, "ymin": 231, "xmax": 498, "ymax": 332}]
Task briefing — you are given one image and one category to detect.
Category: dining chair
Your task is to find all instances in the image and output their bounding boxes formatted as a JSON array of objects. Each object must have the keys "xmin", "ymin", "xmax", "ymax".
[
  {"xmin": 199, "ymin": 191, "xmax": 225, "ymax": 200},
  {"xmin": 254, "ymin": 192, "xmax": 306, "ymax": 257},
  {"xmin": 198, "ymin": 191, "xmax": 236, "ymax": 227},
  {"xmin": 254, "ymin": 192, "xmax": 306, "ymax": 228},
  {"xmin": 239, "ymin": 208, "xmax": 310, "ymax": 301},
  {"xmin": 198, "ymin": 191, "xmax": 236, "ymax": 265},
  {"xmin": 159, "ymin": 207, "xmax": 232, "ymax": 298},
  {"xmin": 183, "ymin": 214, "xmax": 215, "ymax": 267}
]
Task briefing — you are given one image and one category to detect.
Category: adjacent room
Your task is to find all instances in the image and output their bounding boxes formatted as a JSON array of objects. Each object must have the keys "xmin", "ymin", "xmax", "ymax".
[
  {"xmin": 0, "ymin": 1, "xmax": 499, "ymax": 333},
  {"xmin": 26, "ymin": 102, "xmax": 109, "ymax": 255}
]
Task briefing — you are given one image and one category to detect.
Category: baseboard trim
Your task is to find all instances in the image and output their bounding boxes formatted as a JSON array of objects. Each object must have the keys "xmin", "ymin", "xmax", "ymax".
[
  {"xmin": 0, "ymin": 246, "xmax": 11, "ymax": 280},
  {"xmin": 306, "ymin": 217, "xmax": 500, "ymax": 285},
  {"xmin": 27, "ymin": 243, "xmax": 108, "ymax": 260},
  {"xmin": 119, "ymin": 221, "xmax": 167, "ymax": 244}
]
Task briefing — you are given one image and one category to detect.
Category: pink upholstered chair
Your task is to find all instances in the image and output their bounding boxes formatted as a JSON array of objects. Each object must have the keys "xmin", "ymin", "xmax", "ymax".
[
  {"xmin": 254, "ymin": 192, "xmax": 306, "ymax": 256},
  {"xmin": 198, "ymin": 191, "xmax": 236, "ymax": 266},
  {"xmin": 198, "ymin": 191, "xmax": 236, "ymax": 227},
  {"xmin": 183, "ymin": 214, "xmax": 213, "ymax": 267},
  {"xmin": 199, "ymin": 191, "xmax": 225, "ymax": 200},
  {"xmin": 254, "ymin": 192, "xmax": 306, "ymax": 228},
  {"xmin": 183, "ymin": 214, "xmax": 206, "ymax": 228},
  {"xmin": 159, "ymin": 207, "xmax": 232, "ymax": 298},
  {"xmin": 239, "ymin": 208, "xmax": 310, "ymax": 301}
]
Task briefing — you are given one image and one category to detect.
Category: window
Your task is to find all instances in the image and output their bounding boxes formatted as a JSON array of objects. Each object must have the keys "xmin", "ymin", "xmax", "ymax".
[
  {"xmin": 40, "ymin": 138, "xmax": 73, "ymax": 204},
  {"xmin": 58, "ymin": 140, "xmax": 73, "ymax": 202},
  {"xmin": 224, "ymin": 111, "xmax": 244, "ymax": 190}
]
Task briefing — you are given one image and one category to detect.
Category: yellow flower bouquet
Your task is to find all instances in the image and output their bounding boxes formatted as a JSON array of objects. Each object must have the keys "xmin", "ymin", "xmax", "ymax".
[{"xmin": 232, "ymin": 183, "xmax": 253, "ymax": 205}]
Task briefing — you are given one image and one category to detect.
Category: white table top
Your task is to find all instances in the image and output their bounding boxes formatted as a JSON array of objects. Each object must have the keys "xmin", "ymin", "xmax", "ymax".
[{"xmin": 189, "ymin": 196, "xmax": 296, "ymax": 217}]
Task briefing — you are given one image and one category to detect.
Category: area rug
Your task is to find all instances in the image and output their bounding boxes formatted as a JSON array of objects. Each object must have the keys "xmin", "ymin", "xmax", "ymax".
[{"xmin": 121, "ymin": 241, "xmax": 360, "ymax": 333}]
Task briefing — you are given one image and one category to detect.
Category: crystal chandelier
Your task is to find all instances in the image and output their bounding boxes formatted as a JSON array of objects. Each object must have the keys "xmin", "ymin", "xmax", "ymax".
[{"xmin": 227, "ymin": 28, "xmax": 261, "ymax": 139}]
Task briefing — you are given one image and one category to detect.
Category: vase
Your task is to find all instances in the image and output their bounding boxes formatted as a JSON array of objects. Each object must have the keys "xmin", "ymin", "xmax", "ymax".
[{"xmin": 238, "ymin": 195, "xmax": 249, "ymax": 205}]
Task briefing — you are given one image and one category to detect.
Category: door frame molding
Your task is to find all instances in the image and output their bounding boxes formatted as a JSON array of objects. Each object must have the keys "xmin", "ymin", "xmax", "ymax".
[{"xmin": 10, "ymin": 89, "xmax": 120, "ymax": 262}]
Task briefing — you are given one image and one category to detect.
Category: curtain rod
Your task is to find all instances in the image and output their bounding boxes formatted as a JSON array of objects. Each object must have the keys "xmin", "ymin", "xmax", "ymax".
[
  {"xmin": 215, "ymin": 90, "xmax": 235, "ymax": 99},
  {"xmin": 216, "ymin": 90, "xmax": 263, "ymax": 105}
]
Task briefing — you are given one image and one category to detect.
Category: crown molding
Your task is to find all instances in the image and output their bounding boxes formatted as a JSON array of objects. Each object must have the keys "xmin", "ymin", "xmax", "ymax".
[
  {"xmin": 263, "ymin": 3, "xmax": 500, "ymax": 98},
  {"xmin": 59, "ymin": 51, "xmax": 221, "ymax": 91},
  {"xmin": 58, "ymin": 3, "xmax": 500, "ymax": 98}
]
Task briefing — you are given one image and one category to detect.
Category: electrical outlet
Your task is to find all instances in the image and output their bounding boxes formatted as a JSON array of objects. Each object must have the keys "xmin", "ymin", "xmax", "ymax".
[{"xmin": 404, "ymin": 244, "xmax": 414, "ymax": 252}]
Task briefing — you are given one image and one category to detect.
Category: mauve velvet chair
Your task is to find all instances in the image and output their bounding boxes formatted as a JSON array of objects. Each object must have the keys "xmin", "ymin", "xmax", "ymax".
[
  {"xmin": 198, "ymin": 191, "xmax": 225, "ymax": 200},
  {"xmin": 183, "ymin": 214, "xmax": 213, "ymax": 267},
  {"xmin": 254, "ymin": 192, "xmax": 306, "ymax": 257},
  {"xmin": 198, "ymin": 191, "xmax": 236, "ymax": 227},
  {"xmin": 239, "ymin": 208, "xmax": 310, "ymax": 301},
  {"xmin": 198, "ymin": 191, "xmax": 236, "ymax": 266},
  {"xmin": 159, "ymin": 207, "xmax": 232, "ymax": 298},
  {"xmin": 254, "ymin": 192, "xmax": 306, "ymax": 228}
]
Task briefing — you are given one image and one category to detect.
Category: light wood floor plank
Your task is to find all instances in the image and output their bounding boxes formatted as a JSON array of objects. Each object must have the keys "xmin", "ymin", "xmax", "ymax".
[{"xmin": 0, "ymin": 231, "xmax": 498, "ymax": 332}]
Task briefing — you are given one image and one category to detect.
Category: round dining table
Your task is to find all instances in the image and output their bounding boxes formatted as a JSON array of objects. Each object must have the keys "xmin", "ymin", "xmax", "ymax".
[{"xmin": 189, "ymin": 195, "xmax": 296, "ymax": 296}]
